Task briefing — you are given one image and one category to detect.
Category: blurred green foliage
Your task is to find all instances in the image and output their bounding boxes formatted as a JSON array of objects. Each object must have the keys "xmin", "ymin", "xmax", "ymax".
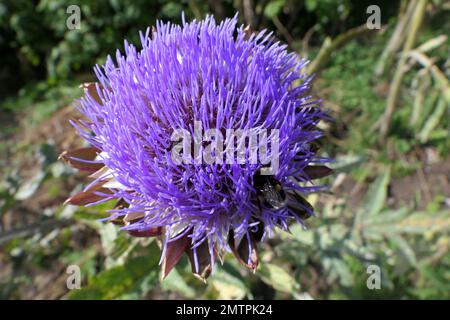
[
  {"xmin": 1, "ymin": 0, "xmax": 399, "ymax": 97},
  {"xmin": 1, "ymin": 0, "xmax": 449, "ymax": 300},
  {"xmin": 1, "ymin": 0, "xmax": 187, "ymax": 95}
]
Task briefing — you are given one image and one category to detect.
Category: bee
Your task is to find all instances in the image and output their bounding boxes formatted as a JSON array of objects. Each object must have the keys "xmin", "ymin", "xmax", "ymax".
[
  {"xmin": 253, "ymin": 174, "xmax": 287, "ymax": 210},
  {"xmin": 253, "ymin": 173, "xmax": 314, "ymax": 221}
]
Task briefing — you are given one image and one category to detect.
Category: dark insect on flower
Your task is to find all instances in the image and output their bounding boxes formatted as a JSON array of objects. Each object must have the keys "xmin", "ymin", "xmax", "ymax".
[{"xmin": 61, "ymin": 14, "xmax": 332, "ymax": 281}]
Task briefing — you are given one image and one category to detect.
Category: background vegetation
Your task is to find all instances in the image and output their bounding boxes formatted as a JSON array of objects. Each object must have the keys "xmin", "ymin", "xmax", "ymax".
[{"xmin": 0, "ymin": 0, "xmax": 449, "ymax": 299}]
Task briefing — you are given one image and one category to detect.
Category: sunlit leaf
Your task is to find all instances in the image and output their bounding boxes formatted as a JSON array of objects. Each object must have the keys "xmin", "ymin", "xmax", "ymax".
[{"xmin": 258, "ymin": 263, "xmax": 299, "ymax": 294}]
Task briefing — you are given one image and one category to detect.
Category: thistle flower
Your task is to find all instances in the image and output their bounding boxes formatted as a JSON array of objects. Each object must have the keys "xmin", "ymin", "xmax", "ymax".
[{"xmin": 61, "ymin": 15, "xmax": 332, "ymax": 281}]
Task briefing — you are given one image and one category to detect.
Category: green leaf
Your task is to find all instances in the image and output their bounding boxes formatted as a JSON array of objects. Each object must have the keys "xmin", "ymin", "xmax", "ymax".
[
  {"xmin": 329, "ymin": 153, "xmax": 367, "ymax": 173},
  {"xmin": 161, "ymin": 267, "xmax": 196, "ymax": 298},
  {"xmin": 365, "ymin": 209, "xmax": 450, "ymax": 237},
  {"xmin": 304, "ymin": 0, "xmax": 318, "ymax": 12},
  {"xmin": 14, "ymin": 170, "xmax": 46, "ymax": 200},
  {"xmin": 258, "ymin": 263, "xmax": 299, "ymax": 294},
  {"xmin": 359, "ymin": 167, "xmax": 391, "ymax": 220},
  {"xmin": 391, "ymin": 235, "xmax": 418, "ymax": 268},
  {"xmin": 323, "ymin": 257, "xmax": 354, "ymax": 287},
  {"xmin": 68, "ymin": 250, "xmax": 160, "ymax": 300},
  {"xmin": 210, "ymin": 274, "xmax": 248, "ymax": 299},
  {"xmin": 419, "ymin": 97, "xmax": 448, "ymax": 143},
  {"xmin": 365, "ymin": 207, "xmax": 409, "ymax": 225}
]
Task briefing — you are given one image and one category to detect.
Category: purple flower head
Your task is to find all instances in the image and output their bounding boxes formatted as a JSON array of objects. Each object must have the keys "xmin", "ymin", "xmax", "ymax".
[{"xmin": 63, "ymin": 14, "xmax": 331, "ymax": 280}]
